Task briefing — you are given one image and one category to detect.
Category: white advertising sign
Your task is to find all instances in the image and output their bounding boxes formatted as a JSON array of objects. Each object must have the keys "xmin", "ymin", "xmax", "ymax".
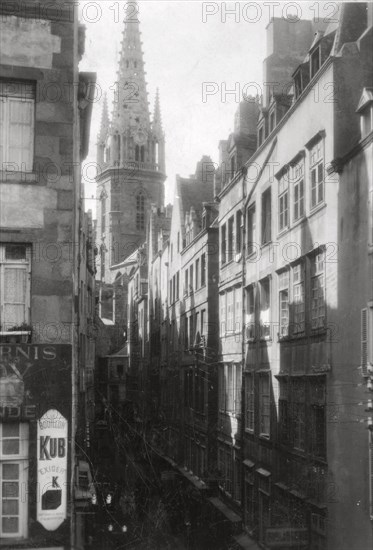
[{"xmin": 37, "ymin": 409, "xmax": 68, "ymax": 531}]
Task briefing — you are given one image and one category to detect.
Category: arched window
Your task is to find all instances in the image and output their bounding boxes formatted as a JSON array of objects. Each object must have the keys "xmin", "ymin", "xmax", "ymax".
[{"xmin": 136, "ymin": 193, "xmax": 145, "ymax": 231}]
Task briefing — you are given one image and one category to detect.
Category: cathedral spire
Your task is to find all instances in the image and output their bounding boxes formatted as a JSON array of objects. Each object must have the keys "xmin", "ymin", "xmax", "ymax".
[{"xmin": 112, "ymin": 1, "xmax": 150, "ymax": 136}]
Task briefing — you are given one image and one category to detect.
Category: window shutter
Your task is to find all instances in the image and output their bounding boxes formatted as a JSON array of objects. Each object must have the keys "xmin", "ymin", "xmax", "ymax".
[
  {"xmin": 8, "ymin": 99, "xmax": 34, "ymax": 171},
  {"xmin": 362, "ymin": 308, "xmax": 368, "ymax": 376},
  {"xmin": 4, "ymin": 267, "xmax": 27, "ymax": 328}
]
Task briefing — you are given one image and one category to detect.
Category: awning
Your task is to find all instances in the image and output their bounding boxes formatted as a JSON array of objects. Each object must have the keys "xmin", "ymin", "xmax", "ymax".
[{"xmin": 243, "ymin": 459, "xmax": 255, "ymax": 469}]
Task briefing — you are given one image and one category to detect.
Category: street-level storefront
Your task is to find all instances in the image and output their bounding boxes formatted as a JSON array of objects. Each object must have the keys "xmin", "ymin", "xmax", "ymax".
[{"xmin": 0, "ymin": 344, "xmax": 72, "ymax": 549}]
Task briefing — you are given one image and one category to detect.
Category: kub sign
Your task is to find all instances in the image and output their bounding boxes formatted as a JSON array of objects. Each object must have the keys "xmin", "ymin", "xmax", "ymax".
[{"xmin": 37, "ymin": 409, "xmax": 68, "ymax": 531}]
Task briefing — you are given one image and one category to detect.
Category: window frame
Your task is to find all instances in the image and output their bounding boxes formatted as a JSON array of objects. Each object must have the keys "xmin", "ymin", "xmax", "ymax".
[
  {"xmin": 0, "ymin": 423, "xmax": 29, "ymax": 539},
  {"xmin": 0, "ymin": 80, "xmax": 35, "ymax": 173},
  {"xmin": 0, "ymin": 244, "xmax": 31, "ymax": 332},
  {"xmin": 261, "ymin": 188, "xmax": 272, "ymax": 245},
  {"xmin": 259, "ymin": 373, "xmax": 270, "ymax": 438},
  {"xmin": 309, "ymin": 139, "xmax": 324, "ymax": 210}
]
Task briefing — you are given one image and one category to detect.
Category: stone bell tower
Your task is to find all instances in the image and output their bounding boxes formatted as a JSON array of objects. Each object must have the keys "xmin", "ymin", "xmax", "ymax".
[{"xmin": 96, "ymin": 1, "xmax": 166, "ymax": 283}]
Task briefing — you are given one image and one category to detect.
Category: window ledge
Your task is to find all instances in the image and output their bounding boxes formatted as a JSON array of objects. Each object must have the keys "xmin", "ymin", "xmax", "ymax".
[
  {"xmin": 309, "ymin": 202, "xmax": 327, "ymax": 217},
  {"xmin": 0, "ymin": 171, "xmax": 38, "ymax": 184}
]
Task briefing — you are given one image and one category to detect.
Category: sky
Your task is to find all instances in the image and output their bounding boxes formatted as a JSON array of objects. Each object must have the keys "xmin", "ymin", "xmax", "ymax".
[{"xmin": 78, "ymin": 1, "xmax": 332, "ymax": 216}]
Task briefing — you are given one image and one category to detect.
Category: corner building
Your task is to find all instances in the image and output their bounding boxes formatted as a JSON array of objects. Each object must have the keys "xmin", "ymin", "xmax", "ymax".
[{"xmin": 0, "ymin": 1, "xmax": 95, "ymax": 548}]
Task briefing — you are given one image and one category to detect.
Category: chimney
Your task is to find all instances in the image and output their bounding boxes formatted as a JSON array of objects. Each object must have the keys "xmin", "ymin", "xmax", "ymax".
[{"xmin": 263, "ymin": 17, "xmax": 314, "ymax": 107}]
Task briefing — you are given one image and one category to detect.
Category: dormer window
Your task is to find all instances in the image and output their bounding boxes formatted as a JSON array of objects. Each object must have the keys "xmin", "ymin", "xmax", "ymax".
[
  {"xmin": 310, "ymin": 47, "xmax": 321, "ymax": 79},
  {"xmin": 356, "ymin": 88, "xmax": 373, "ymax": 138}
]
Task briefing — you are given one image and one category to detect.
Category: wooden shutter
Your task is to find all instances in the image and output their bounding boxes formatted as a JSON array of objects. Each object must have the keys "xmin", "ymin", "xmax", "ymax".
[
  {"xmin": 3, "ymin": 266, "xmax": 27, "ymax": 329},
  {"xmin": 8, "ymin": 98, "xmax": 34, "ymax": 171}
]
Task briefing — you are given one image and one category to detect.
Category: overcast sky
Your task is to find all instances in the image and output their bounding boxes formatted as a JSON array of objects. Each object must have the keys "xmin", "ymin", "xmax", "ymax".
[{"xmin": 79, "ymin": 1, "xmax": 331, "ymax": 215}]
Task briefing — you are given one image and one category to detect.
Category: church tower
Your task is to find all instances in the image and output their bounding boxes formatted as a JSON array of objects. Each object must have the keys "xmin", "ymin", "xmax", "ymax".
[{"xmin": 96, "ymin": 1, "xmax": 166, "ymax": 283}]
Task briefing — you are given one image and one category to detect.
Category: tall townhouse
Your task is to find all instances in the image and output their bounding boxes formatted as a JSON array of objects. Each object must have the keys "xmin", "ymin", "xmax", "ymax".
[
  {"xmin": 217, "ymin": 6, "xmax": 372, "ymax": 550},
  {"xmin": 214, "ymin": 99, "xmax": 259, "ymax": 539},
  {"xmin": 0, "ymin": 1, "xmax": 95, "ymax": 548}
]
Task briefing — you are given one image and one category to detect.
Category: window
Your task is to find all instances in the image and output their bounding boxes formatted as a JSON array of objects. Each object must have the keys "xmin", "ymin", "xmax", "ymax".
[
  {"xmin": 278, "ymin": 378, "xmax": 289, "ymax": 444},
  {"xmin": 247, "ymin": 204, "xmax": 256, "ymax": 256},
  {"xmin": 292, "ymin": 379, "xmax": 305, "ymax": 450},
  {"xmin": 201, "ymin": 309, "xmax": 205, "ymax": 336},
  {"xmin": 184, "ymin": 315, "xmax": 188, "ymax": 348},
  {"xmin": 189, "ymin": 315, "xmax": 194, "ymax": 347},
  {"xmin": 292, "ymin": 160, "xmax": 305, "ymax": 221},
  {"xmin": 194, "ymin": 312, "xmax": 199, "ymax": 344},
  {"xmin": 293, "ymin": 263, "xmax": 305, "ymax": 334},
  {"xmin": 0, "ymin": 423, "xmax": 29, "ymax": 539},
  {"xmin": 227, "ymin": 216, "xmax": 234, "ymax": 262},
  {"xmin": 189, "ymin": 264, "xmax": 194, "ymax": 294},
  {"xmin": 259, "ymin": 374, "xmax": 270, "ymax": 436},
  {"xmin": 235, "ymin": 287, "xmax": 242, "ymax": 333},
  {"xmin": 218, "ymin": 444, "xmax": 233, "ymax": 496},
  {"xmin": 177, "ymin": 232, "xmax": 180, "ymax": 252},
  {"xmin": 309, "ymin": 378, "xmax": 326, "ymax": 458},
  {"xmin": 278, "ymin": 270, "xmax": 289, "ymax": 338},
  {"xmin": 184, "ymin": 269, "xmax": 188, "ymax": 296},
  {"xmin": 195, "ymin": 258, "xmax": 199, "ymax": 290},
  {"xmin": 311, "ymin": 251, "xmax": 325, "ymax": 330},
  {"xmin": 219, "ymin": 363, "xmax": 242, "ymax": 415},
  {"xmin": 245, "ymin": 373, "xmax": 255, "ymax": 431},
  {"xmin": 261, "ymin": 188, "xmax": 271, "ymax": 244},
  {"xmin": 221, "ymin": 223, "xmax": 227, "ymax": 265},
  {"xmin": 236, "ymin": 210, "xmax": 243, "ymax": 254},
  {"xmin": 310, "ymin": 140, "xmax": 324, "ymax": 208},
  {"xmin": 201, "ymin": 253, "xmax": 206, "ymax": 286},
  {"xmin": 0, "ymin": 80, "xmax": 35, "ymax": 172},
  {"xmin": 226, "ymin": 290, "xmax": 234, "ymax": 333},
  {"xmin": 245, "ymin": 285, "xmax": 255, "ymax": 340},
  {"xmin": 220, "ymin": 293, "xmax": 226, "ymax": 336},
  {"xmin": 0, "ymin": 244, "xmax": 31, "ymax": 331},
  {"xmin": 278, "ymin": 172, "xmax": 289, "ymax": 232},
  {"xmin": 136, "ymin": 193, "xmax": 145, "ymax": 230},
  {"xmin": 260, "ymin": 278, "xmax": 271, "ymax": 339},
  {"xmin": 176, "ymin": 271, "xmax": 179, "ymax": 301}
]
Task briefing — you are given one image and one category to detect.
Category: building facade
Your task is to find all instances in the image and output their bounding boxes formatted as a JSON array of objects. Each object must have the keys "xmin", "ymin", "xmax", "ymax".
[
  {"xmin": 0, "ymin": 1, "xmax": 95, "ymax": 548},
  {"xmin": 123, "ymin": 4, "xmax": 373, "ymax": 550}
]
